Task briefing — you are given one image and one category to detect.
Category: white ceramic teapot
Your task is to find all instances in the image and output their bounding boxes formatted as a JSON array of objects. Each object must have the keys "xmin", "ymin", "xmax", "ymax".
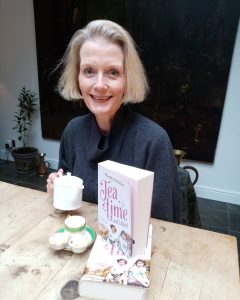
[{"xmin": 53, "ymin": 172, "xmax": 84, "ymax": 210}]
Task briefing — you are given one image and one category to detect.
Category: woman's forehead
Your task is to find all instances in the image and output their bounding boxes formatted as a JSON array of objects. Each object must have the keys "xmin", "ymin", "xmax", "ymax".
[{"xmin": 79, "ymin": 39, "xmax": 124, "ymax": 65}]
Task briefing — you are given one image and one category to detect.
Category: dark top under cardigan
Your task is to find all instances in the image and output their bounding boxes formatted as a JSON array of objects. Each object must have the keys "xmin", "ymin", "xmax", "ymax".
[{"xmin": 58, "ymin": 105, "xmax": 181, "ymax": 223}]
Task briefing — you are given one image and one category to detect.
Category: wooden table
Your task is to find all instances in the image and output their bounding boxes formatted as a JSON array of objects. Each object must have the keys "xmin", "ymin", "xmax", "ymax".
[{"xmin": 0, "ymin": 181, "xmax": 239, "ymax": 299}]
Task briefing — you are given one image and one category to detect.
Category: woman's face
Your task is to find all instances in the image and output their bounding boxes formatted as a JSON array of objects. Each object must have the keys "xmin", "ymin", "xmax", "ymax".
[{"xmin": 78, "ymin": 38, "xmax": 125, "ymax": 128}]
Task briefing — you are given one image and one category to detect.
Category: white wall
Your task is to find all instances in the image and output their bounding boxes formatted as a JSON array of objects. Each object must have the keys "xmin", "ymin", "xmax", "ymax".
[
  {"xmin": 0, "ymin": 0, "xmax": 59, "ymax": 168},
  {"xmin": 0, "ymin": 0, "xmax": 239, "ymax": 204}
]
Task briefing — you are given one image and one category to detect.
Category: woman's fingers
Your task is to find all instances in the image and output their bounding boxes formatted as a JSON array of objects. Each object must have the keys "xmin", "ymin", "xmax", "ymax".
[{"xmin": 46, "ymin": 169, "xmax": 64, "ymax": 196}]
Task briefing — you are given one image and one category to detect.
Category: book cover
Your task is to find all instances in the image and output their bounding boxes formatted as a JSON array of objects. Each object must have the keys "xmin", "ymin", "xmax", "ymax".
[
  {"xmin": 78, "ymin": 225, "xmax": 152, "ymax": 300},
  {"xmin": 98, "ymin": 161, "xmax": 132, "ymax": 257},
  {"xmin": 98, "ymin": 160, "xmax": 154, "ymax": 257}
]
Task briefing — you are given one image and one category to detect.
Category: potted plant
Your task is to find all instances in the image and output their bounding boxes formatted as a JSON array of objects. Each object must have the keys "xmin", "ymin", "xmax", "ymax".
[{"xmin": 11, "ymin": 86, "xmax": 39, "ymax": 173}]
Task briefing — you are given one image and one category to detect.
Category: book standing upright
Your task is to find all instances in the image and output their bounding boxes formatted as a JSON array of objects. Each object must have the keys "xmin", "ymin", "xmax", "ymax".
[
  {"xmin": 98, "ymin": 160, "xmax": 154, "ymax": 256},
  {"xmin": 98, "ymin": 161, "xmax": 132, "ymax": 257}
]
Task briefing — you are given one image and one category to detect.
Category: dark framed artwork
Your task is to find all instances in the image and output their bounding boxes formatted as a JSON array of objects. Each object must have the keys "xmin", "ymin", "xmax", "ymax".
[{"xmin": 33, "ymin": 0, "xmax": 240, "ymax": 162}]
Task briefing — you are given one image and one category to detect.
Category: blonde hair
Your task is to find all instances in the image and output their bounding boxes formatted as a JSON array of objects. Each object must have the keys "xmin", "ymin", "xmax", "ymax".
[{"xmin": 58, "ymin": 19, "xmax": 149, "ymax": 103}]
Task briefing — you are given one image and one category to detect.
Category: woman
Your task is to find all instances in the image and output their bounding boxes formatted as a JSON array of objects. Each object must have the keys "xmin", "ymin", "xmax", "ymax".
[{"xmin": 47, "ymin": 19, "xmax": 181, "ymax": 222}]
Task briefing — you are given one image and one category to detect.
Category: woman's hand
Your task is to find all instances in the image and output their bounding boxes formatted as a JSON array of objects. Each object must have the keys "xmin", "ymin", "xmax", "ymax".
[{"xmin": 46, "ymin": 168, "xmax": 64, "ymax": 196}]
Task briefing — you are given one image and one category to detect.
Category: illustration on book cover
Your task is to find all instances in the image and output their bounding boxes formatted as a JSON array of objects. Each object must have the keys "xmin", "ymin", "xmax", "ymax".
[
  {"xmin": 98, "ymin": 166, "xmax": 133, "ymax": 258},
  {"xmin": 81, "ymin": 235, "xmax": 151, "ymax": 288}
]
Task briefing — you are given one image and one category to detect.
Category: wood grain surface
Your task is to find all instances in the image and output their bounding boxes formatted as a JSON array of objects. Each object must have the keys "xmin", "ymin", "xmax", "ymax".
[{"xmin": 0, "ymin": 182, "xmax": 239, "ymax": 299}]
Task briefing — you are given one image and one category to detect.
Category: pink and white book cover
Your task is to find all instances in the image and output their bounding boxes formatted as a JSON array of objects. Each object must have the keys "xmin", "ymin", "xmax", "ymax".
[
  {"xmin": 98, "ymin": 162, "xmax": 132, "ymax": 257},
  {"xmin": 98, "ymin": 160, "xmax": 154, "ymax": 257}
]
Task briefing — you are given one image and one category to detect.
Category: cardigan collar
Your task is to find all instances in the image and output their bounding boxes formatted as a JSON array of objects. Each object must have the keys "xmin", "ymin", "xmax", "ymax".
[{"xmin": 87, "ymin": 105, "xmax": 134, "ymax": 162}]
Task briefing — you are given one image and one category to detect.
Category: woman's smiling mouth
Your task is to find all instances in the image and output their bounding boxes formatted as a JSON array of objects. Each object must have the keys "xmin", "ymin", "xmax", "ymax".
[{"xmin": 90, "ymin": 94, "xmax": 112, "ymax": 101}]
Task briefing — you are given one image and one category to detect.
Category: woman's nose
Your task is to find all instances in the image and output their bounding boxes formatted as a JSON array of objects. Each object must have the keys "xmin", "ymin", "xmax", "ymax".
[{"xmin": 93, "ymin": 73, "xmax": 108, "ymax": 90}]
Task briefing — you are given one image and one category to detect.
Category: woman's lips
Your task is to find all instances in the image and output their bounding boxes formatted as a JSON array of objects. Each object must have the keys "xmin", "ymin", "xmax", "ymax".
[{"xmin": 91, "ymin": 94, "xmax": 112, "ymax": 101}]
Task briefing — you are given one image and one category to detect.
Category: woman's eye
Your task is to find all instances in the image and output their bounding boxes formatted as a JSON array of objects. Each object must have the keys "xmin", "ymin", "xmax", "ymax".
[
  {"xmin": 83, "ymin": 68, "xmax": 95, "ymax": 77},
  {"xmin": 107, "ymin": 69, "xmax": 120, "ymax": 78}
]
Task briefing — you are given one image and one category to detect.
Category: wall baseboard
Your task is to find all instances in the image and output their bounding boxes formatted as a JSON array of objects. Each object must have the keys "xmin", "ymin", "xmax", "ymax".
[
  {"xmin": 46, "ymin": 158, "xmax": 58, "ymax": 170},
  {"xmin": 0, "ymin": 149, "xmax": 58, "ymax": 170},
  {"xmin": 195, "ymin": 185, "xmax": 240, "ymax": 205},
  {"xmin": 0, "ymin": 149, "xmax": 12, "ymax": 161}
]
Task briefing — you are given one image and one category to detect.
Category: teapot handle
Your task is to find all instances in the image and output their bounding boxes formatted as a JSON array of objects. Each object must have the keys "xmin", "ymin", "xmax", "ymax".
[
  {"xmin": 45, "ymin": 161, "xmax": 50, "ymax": 168},
  {"xmin": 183, "ymin": 166, "xmax": 199, "ymax": 185}
]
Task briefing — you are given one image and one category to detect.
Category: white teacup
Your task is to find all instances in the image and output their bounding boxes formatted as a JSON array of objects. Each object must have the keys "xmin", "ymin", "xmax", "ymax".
[
  {"xmin": 64, "ymin": 215, "xmax": 86, "ymax": 234},
  {"xmin": 53, "ymin": 173, "xmax": 84, "ymax": 210}
]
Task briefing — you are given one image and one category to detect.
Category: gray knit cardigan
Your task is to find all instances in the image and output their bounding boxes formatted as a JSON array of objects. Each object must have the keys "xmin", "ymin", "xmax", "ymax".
[{"xmin": 58, "ymin": 105, "xmax": 181, "ymax": 223}]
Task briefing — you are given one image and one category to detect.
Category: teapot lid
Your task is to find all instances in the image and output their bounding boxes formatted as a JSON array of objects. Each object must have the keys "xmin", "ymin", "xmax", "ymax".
[{"xmin": 54, "ymin": 172, "xmax": 83, "ymax": 188}]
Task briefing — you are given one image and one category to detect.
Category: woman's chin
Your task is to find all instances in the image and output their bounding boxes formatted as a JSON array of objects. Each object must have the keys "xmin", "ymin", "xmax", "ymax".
[
  {"xmin": 89, "ymin": 102, "xmax": 115, "ymax": 116},
  {"xmin": 91, "ymin": 106, "xmax": 110, "ymax": 116}
]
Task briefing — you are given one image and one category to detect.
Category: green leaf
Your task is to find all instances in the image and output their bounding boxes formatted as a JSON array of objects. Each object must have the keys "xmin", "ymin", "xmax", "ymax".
[{"xmin": 12, "ymin": 86, "xmax": 38, "ymax": 147}]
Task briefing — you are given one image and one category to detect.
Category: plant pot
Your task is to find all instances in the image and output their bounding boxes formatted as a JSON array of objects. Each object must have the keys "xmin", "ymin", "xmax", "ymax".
[{"xmin": 11, "ymin": 147, "xmax": 39, "ymax": 173}]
